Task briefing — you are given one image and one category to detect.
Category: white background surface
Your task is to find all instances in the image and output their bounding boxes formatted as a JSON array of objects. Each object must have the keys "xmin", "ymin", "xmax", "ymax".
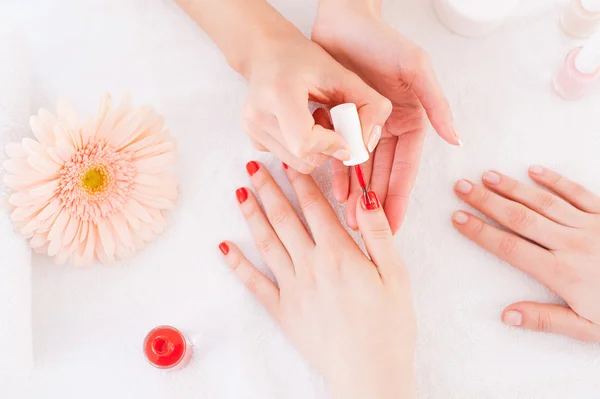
[{"xmin": 2, "ymin": 0, "xmax": 600, "ymax": 398}]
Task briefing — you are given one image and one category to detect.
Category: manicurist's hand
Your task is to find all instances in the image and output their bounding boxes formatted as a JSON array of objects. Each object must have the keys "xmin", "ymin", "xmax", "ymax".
[
  {"xmin": 313, "ymin": 0, "xmax": 458, "ymax": 233},
  {"xmin": 176, "ymin": 0, "xmax": 391, "ymax": 174},
  {"xmin": 453, "ymin": 166, "xmax": 600, "ymax": 342},
  {"xmin": 219, "ymin": 161, "xmax": 416, "ymax": 399}
]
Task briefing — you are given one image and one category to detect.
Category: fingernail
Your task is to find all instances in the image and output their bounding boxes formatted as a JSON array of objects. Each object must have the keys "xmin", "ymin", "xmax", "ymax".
[
  {"xmin": 218, "ymin": 242, "xmax": 229, "ymax": 255},
  {"xmin": 529, "ymin": 165, "xmax": 544, "ymax": 175},
  {"xmin": 236, "ymin": 187, "xmax": 248, "ymax": 204},
  {"xmin": 454, "ymin": 128, "xmax": 463, "ymax": 147},
  {"xmin": 282, "ymin": 162, "xmax": 288, "ymax": 170},
  {"xmin": 367, "ymin": 125, "xmax": 382, "ymax": 153},
  {"xmin": 503, "ymin": 310, "xmax": 523, "ymax": 326},
  {"xmin": 361, "ymin": 191, "xmax": 380, "ymax": 211},
  {"xmin": 332, "ymin": 149, "xmax": 351, "ymax": 161},
  {"xmin": 452, "ymin": 211, "xmax": 469, "ymax": 224},
  {"xmin": 483, "ymin": 171, "xmax": 501, "ymax": 185},
  {"xmin": 455, "ymin": 180, "xmax": 473, "ymax": 194},
  {"xmin": 246, "ymin": 161, "xmax": 259, "ymax": 176}
]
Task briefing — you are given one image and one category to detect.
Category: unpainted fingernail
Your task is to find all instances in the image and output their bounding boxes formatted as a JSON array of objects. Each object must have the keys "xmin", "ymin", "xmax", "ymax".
[
  {"xmin": 332, "ymin": 149, "xmax": 351, "ymax": 161},
  {"xmin": 455, "ymin": 180, "xmax": 473, "ymax": 194},
  {"xmin": 454, "ymin": 128, "xmax": 463, "ymax": 147},
  {"xmin": 529, "ymin": 165, "xmax": 544, "ymax": 175},
  {"xmin": 503, "ymin": 310, "xmax": 523, "ymax": 326},
  {"xmin": 483, "ymin": 171, "xmax": 501, "ymax": 185},
  {"xmin": 453, "ymin": 211, "xmax": 469, "ymax": 224},
  {"xmin": 367, "ymin": 125, "xmax": 382, "ymax": 153}
]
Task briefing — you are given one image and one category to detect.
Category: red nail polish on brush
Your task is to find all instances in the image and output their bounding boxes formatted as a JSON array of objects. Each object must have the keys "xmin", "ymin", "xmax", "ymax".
[
  {"xmin": 246, "ymin": 161, "xmax": 259, "ymax": 176},
  {"xmin": 144, "ymin": 326, "xmax": 192, "ymax": 370},
  {"xmin": 362, "ymin": 191, "xmax": 380, "ymax": 211}
]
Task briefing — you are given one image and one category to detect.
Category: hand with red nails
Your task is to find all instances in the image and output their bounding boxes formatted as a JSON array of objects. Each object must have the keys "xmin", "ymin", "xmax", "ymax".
[
  {"xmin": 176, "ymin": 0, "xmax": 391, "ymax": 175},
  {"xmin": 453, "ymin": 166, "xmax": 600, "ymax": 342},
  {"xmin": 312, "ymin": 0, "xmax": 458, "ymax": 233},
  {"xmin": 220, "ymin": 161, "xmax": 416, "ymax": 399}
]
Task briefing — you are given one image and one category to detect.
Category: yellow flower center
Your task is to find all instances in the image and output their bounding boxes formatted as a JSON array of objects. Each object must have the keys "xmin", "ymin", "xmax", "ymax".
[{"xmin": 80, "ymin": 166, "xmax": 110, "ymax": 194}]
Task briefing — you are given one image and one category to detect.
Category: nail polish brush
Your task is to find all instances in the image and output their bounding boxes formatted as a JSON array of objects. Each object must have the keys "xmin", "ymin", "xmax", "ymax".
[{"xmin": 330, "ymin": 103, "xmax": 371, "ymax": 201}]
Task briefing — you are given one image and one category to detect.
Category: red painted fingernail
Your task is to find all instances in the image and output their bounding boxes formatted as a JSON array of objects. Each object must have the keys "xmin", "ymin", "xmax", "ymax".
[
  {"xmin": 282, "ymin": 162, "xmax": 288, "ymax": 170},
  {"xmin": 246, "ymin": 161, "xmax": 259, "ymax": 176},
  {"xmin": 235, "ymin": 187, "xmax": 248, "ymax": 204},
  {"xmin": 361, "ymin": 191, "xmax": 380, "ymax": 211},
  {"xmin": 218, "ymin": 242, "xmax": 229, "ymax": 255}
]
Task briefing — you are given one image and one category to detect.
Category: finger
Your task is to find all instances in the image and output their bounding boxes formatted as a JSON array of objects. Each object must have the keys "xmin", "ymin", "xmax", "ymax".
[
  {"xmin": 249, "ymin": 138, "xmax": 268, "ymax": 152},
  {"xmin": 218, "ymin": 241, "xmax": 280, "ymax": 318},
  {"xmin": 246, "ymin": 161, "xmax": 315, "ymax": 260},
  {"xmin": 368, "ymin": 135, "xmax": 396, "ymax": 208},
  {"xmin": 502, "ymin": 302, "xmax": 600, "ymax": 343},
  {"xmin": 276, "ymin": 91, "xmax": 349, "ymax": 162},
  {"xmin": 481, "ymin": 170, "xmax": 590, "ymax": 228},
  {"xmin": 528, "ymin": 165, "xmax": 600, "ymax": 214},
  {"xmin": 284, "ymin": 166, "xmax": 350, "ymax": 244},
  {"xmin": 454, "ymin": 180, "xmax": 569, "ymax": 250},
  {"xmin": 356, "ymin": 190, "xmax": 404, "ymax": 280},
  {"xmin": 235, "ymin": 186, "xmax": 295, "ymax": 283},
  {"xmin": 451, "ymin": 211, "xmax": 562, "ymax": 292},
  {"xmin": 330, "ymin": 159, "xmax": 349, "ymax": 204},
  {"xmin": 385, "ymin": 131, "xmax": 425, "ymax": 234},
  {"xmin": 340, "ymin": 73, "xmax": 393, "ymax": 147},
  {"xmin": 244, "ymin": 117, "xmax": 315, "ymax": 174},
  {"xmin": 346, "ymin": 157, "xmax": 374, "ymax": 231},
  {"xmin": 409, "ymin": 50, "xmax": 457, "ymax": 145}
]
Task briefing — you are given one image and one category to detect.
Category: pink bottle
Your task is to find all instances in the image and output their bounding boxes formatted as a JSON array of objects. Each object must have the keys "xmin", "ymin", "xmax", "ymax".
[
  {"xmin": 561, "ymin": 0, "xmax": 600, "ymax": 39},
  {"xmin": 554, "ymin": 32, "xmax": 600, "ymax": 100}
]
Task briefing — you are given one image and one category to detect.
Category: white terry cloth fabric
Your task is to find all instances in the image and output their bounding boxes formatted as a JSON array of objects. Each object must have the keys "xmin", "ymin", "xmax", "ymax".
[
  {"xmin": 0, "ymin": 26, "xmax": 33, "ymax": 376},
  {"xmin": 2, "ymin": 0, "xmax": 600, "ymax": 398}
]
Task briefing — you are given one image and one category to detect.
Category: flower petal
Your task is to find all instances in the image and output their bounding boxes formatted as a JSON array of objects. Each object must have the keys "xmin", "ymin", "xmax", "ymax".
[
  {"xmin": 48, "ymin": 210, "xmax": 69, "ymax": 242},
  {"xmin": 125, "ymin": 199, "xmax": 153, "ymax": 223},
  {"xmin": 109, "ymin": 213, "xmax": 133, "ymax": 248},
  {"xmin": 134, "ymin": 152, "xmax": 175, "ymax": 173},
  {"xmin": 83, "ymin": 224, "xmax": 96, "ymax": 264},
  {"xmin": 63, "ymin": 216, "xmax": 80, "ymax": 247},
  {"xmin": 96, "ymin": 218, "xmax": 115, "ymax": 258},
  {"xmin": 30, "ymin": 114, "xmax": 55, "ymax": 146},
  {"xmin": 27, "ymin": 154, "xmax": 61, "ymax": 175},
  {"xmin": 5, "ymin": 142, "xmax": 27, "ymax": 158},
  {"xmin": 29, "ymin": 180, "xmax": 59, "ymax": 197}
]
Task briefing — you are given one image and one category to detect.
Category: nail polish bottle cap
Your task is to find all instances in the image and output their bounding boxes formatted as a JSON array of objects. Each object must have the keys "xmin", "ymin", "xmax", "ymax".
[
  {"xmin": 144, "ymin": 325, "xmax": 191, "ymax": 369},
  {"xmin": 575, "ymin": 31, "xmax": 600, "ymax": 74},
  {"xmin": 433, "ymin": 0, "xmax": 519, "ymax": 37},
  {"xmin": 330, "ymin": 103, "xmax": 369, "ymax": 166},
  {"xmin": 582, "ymin": 0, "xmax": 600, "ymax": 13}
]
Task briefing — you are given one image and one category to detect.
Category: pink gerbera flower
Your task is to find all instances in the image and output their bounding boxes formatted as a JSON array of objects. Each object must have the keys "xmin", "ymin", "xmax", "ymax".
[{"xmin": 2, "ymin": 93, "xmax": 177, "ymax": 266}]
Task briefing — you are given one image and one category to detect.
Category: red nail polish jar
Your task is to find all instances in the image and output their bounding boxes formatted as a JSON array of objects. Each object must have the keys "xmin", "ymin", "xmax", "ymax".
[{"xmin": 143, "ymin": 325, "xmax": 192, "ymax": 369}]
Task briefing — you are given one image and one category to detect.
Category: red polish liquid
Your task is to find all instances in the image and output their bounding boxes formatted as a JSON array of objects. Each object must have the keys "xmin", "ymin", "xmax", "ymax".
[
  {"xmin": 354, "ymin": 165, "xmax": 367, "ymax": 189},
  {"xmin": 144, "ymin": 326, "xmax": 191, "ymax": 369}
]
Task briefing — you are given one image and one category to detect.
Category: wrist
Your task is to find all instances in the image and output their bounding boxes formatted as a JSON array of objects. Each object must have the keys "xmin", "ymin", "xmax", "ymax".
[
  {"xmin": 328, "ymin": 365, "xmax": 415, "ymax": 399},
  {"xmin": 317, "ymin": 0, "xmax": 382, "ymax": 19}
]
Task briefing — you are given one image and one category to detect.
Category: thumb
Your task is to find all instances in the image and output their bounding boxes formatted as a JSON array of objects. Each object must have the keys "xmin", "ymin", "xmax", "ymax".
[
  {"xmin": 355, "ymin": 190, "xmax": 403, "ymax": 279},
  {"xmin": 341, "ymin": 73, "xmax": 392, "ymax": 151},
  {"xmin": 408, "ymin": 49, "xmax": 459, "ymax": 146},
  {"xmin": 502, "ymin": 302, "xmax": 600, "ymax": 343}
]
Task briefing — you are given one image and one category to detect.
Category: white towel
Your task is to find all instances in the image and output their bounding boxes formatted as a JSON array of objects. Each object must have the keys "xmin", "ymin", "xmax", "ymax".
[{"xmin": 0, "ymin": 26, "xmax": 33, "ymax": 376}]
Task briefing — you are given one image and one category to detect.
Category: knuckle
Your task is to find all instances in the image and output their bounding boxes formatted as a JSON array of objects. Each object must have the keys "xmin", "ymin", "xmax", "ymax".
[
  {"xmin": 507, "ymin": 206, "xmax": 535, "ymax": 231},
  {"xmin": 369, "ymin": 226, "xmax": 392, "ymax": 241},
  {"xmin": 244, "ymin": 275, "xmax": 258, "ymax": 294},
  {"xmin": 256, "ymin": 238, "xmax": 273, "ymax": 257},
  {"xmin": 229, "ymin": 255, "xmax": 243, "ymax": 272},
  {"xmin": 534, "ymin": 192, "xmax": 555, "ymax": 211},
  {"xmin": 571, "ymin": 183, "xmax": 587, "ymax": 198},
  {"xmin": 413, "ymin": 48, "xmax": 431, "ymax": 68},
  {"xmin": 298, "ymin": 189, "xmax": 322, "ymax": 211},
  {"xmin": 242, "ymin": 103, "xmax": 262, "ymax": 127},
  {"xmin": 476, "ymin": 189, "xmax": 492, "ymax": 208},
  {"xmin": 536, "ymin": 311, "xmax": 553, "ymax": 333},
  {"xmin": 471, "ymin": 219, "xmax": 485, "ymax": 237},
  {"xmin": 498, "ymin": 235, "xmax": 519, "ymax": 258},
  {"xmin": 268, "ymin": 204, "xmax": 290, "ymax": 227},
  {"xmin": 297, "ymin": 163, "xmax": 315, "ymax": 175}
]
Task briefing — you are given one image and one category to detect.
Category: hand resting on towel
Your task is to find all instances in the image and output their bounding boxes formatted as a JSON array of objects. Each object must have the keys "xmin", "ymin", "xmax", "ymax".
[
  {"xmin": 453, "ymin": 166, "xmax": 600, "ymax": 343},
  {"xmin": 219, "ymin": 161, "xmax": 416, "ymax": 399}
]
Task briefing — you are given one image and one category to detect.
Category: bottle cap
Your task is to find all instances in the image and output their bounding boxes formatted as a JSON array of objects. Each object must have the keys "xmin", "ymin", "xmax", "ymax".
[
  {"xmin": 433, "ymin": 0, "xmax": 519, "ymax": 37},
  {"xmin": 329, "ymin": 103, "xmax": 369, "ymax": 166},
  {"xmin": 144, "ymin": 325, "xmax": 189, "ymax": 369},
  {"xmin": 575, "ymin": 31, "xmax": 600, "ymax": 74},
  {"xmin": 582, "ymin": 0, "xmax": 600, "ymax": 13}
]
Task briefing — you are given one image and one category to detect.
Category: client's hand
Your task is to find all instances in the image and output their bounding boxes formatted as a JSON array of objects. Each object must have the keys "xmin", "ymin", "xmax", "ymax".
[
  {"xmin": 312, "ymin": 2, "xmax": 458, "ymax": 233},
  {"xmin": 453, "ymin": 166, "xmax": 600, "ymax": 342},
  {"xmin": 219, "ymin": 161, "xmax": 416, "ymax": 399}
]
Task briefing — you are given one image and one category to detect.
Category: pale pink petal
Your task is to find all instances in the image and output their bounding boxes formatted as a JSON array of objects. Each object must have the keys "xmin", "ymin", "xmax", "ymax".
[
  {"xmin": 3, "ymin": 158, "xmax": 32, "ymax": 174},
  {"xmin": 83, "ymin": 225, "xmax": 96, "ymax": 264},
  {"xmin": 46, "ymin": 147, "xmax": 64, "ymax": 165},
  {"xmin": 122, "ymin": 208, "xmax": 141, "ymax": 230},
  {"xmin": 126, "ymin": 199, "xmax": 153, "ymax": 223},
  {"xmin": 132, "ymin": 140, "xmax": 175, "ymax": 161},
  {"xmin": 48, "ymin": 211, "xmax": 69, "ymax": 241},
  {"xmin": 27, "ymin": 154, "xmax": 61, "ymax": 175},
  {"xmin": 134, "ymin": 152, "xmax": 175, "ymax": 173},
  {"xmin": 11, "ymin": 203, "xmax": 44, "ymax": 222},
  {"xmin": 55, "ymin": 131, "xmax": 76, "ymax": 162},
  {"xmin": 5, "ymin": 142, "xmax": 27, "ymax": 158},
  {"xmin": 30, "ymin": 114, "xmax": 55, "ymax": 146},
  {"xmin": 79, "ymin": 221, "xmax": 89, "ymax": 243},
  {"xmin": 21, "ymin": 138, "xmax": 44, "ymax": 156},
  {"xmin": 47, "ymin": 237, "xmax": 63, "ymax": 256},
  {"xmin": 56, "ymin": 98, "xmax": 82, "ymax": 147},
  {"xmin": 36, "ymin": 198, "xmax": 62, "ymax": 222},
  {"xmin": 109, "ymin": 213, "xmax": 133, "ymax": 248},
  {"xmin": 29, "ymin": 180, "xmax": 59, "ymax": 197},
  {"xmin": 29, "ymin": 233, "xmax": 48, "ymax": 249},
  {"xmin": 9, "ymin": 192, "xmax": 38, "ymax": 207},
  {"xmin": 132, "ymin": 192, "xmax": 174, "ymax": 210},
  {"xmin": 63, "ymin": 216, "xmax": 80, "ymax": 247},
  {"xmin": 96, "ymin": 218, "xmax": 116, "ymax": 257},
  {"xmin": 54, "ymin": 249, "xmax": 71, "ymax": 265}
]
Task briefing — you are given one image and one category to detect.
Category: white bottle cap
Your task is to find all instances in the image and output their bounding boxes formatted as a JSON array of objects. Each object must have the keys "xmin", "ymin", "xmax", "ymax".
[
  {"xmin": 329, "ymin": 103, "xmax": 369, "ymax": 166},
  {"xmin": 433, "ymin": 0, "xmax": 519, "ymax": 37},
  {"xmin": 582, "ymin": 0, "xmax": 600, "ymax": 13},
  {"xmin": 575, "ymin": 31, "xmax": 600, "ymax": 74}
]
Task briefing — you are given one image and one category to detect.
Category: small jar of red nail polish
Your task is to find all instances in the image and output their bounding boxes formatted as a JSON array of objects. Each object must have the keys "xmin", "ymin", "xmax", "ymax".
[{"xmin": 143, "ymin": 325, "xmax": 192, "ymax": 369}]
